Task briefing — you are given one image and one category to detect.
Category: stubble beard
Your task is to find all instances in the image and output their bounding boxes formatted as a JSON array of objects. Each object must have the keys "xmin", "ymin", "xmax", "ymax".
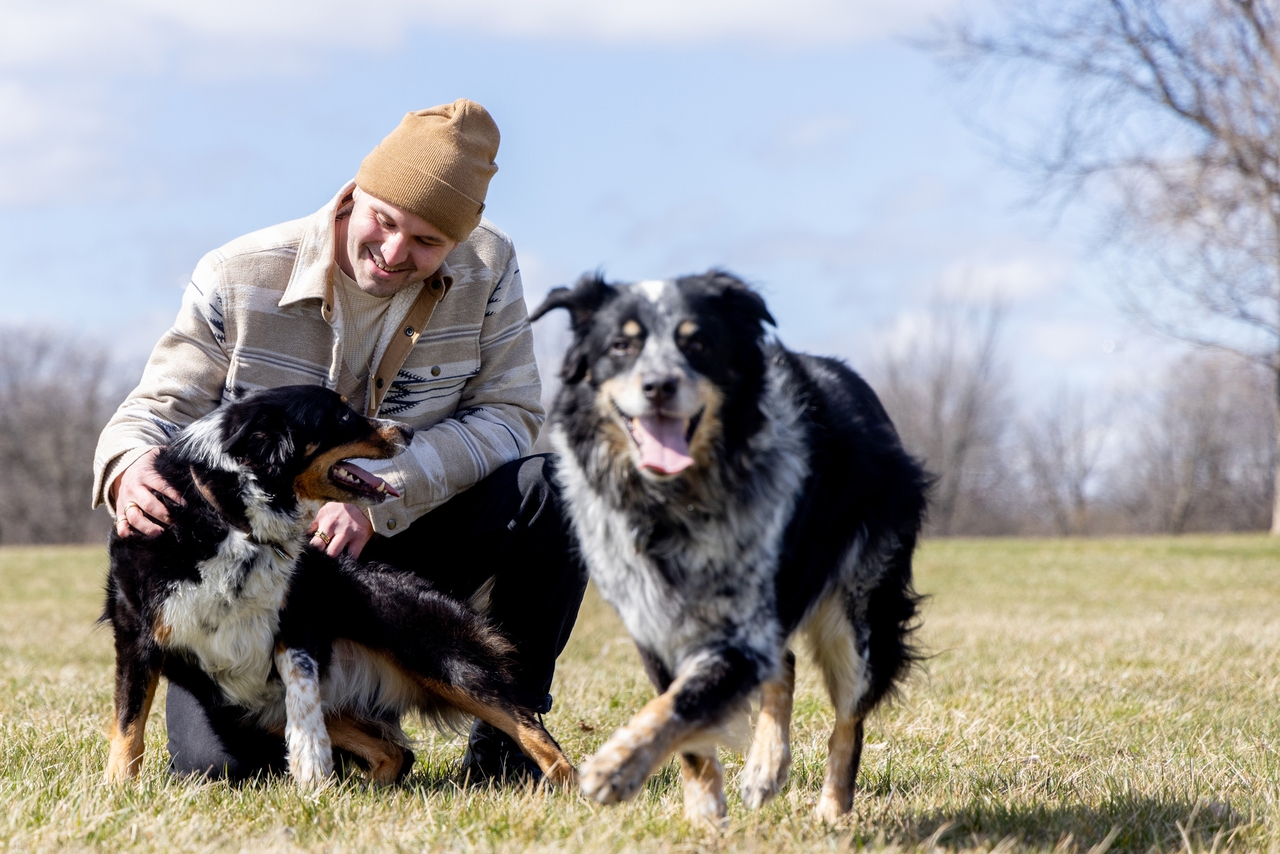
[{"xmin": 354, "ymin": 245, "xmax": 421, "ymax": 298}]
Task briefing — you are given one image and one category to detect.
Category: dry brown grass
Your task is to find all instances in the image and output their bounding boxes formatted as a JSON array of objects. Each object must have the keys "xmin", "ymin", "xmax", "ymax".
[{"xmin": 1, "ymin": 536, "xmax": 1277, "ymax": 852}]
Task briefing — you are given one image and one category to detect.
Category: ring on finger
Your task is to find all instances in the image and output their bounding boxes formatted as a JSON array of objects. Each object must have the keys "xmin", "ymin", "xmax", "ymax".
[
  {"xmin": 123, "ymin": 501, "xmax": 140, "ymax": 516},
  {"xmin": 316, "ymin": 531, "xmax": 332, "ymax": 547}
]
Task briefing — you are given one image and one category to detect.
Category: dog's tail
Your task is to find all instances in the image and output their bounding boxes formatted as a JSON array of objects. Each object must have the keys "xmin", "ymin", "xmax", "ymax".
[{"xmin": 340, "ymin": 563, "xmax": 524, "ymax": 728}]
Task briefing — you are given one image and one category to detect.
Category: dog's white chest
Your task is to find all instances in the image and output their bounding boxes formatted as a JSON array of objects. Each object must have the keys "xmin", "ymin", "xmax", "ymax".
[
  {"xmin": 159, "ymin": 533, "xmax": 298, "ymax": 710},
  {"xmin": 594, "ymin": 507, "xmax": 787, "ymax": 663}
]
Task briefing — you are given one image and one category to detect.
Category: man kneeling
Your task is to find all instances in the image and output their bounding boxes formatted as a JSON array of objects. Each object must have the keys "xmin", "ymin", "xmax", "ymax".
[{"xmin": 94, "ymin": 99, "xmax": 587, "ymax": 783}]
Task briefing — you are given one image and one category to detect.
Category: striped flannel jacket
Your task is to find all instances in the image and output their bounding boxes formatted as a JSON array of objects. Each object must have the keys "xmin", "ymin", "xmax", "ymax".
[{"xmin": 92, "ymin": 182, "xmax": 544, "ymax": 536}]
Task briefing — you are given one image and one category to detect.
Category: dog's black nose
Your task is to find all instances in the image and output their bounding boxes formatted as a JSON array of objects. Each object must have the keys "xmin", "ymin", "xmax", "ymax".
[
  {"xmin": 398, "ymin": 425, "xmax": 415, "ymax": 444},
  {"xmin": 642, "ymin": 376, "xmax": 679, "ymax": 404}
]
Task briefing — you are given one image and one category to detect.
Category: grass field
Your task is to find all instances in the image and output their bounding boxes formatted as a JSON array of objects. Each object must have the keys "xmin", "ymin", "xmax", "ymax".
[{"xmin": 1, "ymin": 536, "xmax": 1278, "ymax": 852}]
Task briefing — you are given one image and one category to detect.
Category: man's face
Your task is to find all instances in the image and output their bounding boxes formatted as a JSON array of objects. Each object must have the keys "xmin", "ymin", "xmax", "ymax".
[{"xmin": 341, "ymin": 188, "xmax": 458, "ymax": 298}]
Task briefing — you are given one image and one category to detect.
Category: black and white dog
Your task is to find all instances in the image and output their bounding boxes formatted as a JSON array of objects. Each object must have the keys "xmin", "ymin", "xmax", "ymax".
[
  {"xmin": 531, "ymin": 272, "xmax": 928, "ymax": 823},
  {"xmin": 103, "ymin": 385, "xmax": 575, "ymax": 787}
]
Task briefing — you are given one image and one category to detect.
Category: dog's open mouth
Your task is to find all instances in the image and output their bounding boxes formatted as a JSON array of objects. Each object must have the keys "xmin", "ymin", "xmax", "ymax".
[
  {"xmin": 616, "ymin": 402, "xmax": 704, "ymax": 475},
  {"xmin": 329, "ymin": 461, "xmax": 400, "ymax": 501}
]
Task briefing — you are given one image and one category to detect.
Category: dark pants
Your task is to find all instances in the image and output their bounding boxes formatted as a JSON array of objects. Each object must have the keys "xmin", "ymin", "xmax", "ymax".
[{"xmin": 165, "ymin": 454, "xmax": 588, "ymax": 780}]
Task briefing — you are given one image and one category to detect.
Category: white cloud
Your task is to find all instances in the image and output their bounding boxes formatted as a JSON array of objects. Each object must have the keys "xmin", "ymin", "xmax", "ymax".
[
  {"xmin": 0, "ymin": 0, "xmax": 964, "ymax": 203},
  {"xmin": 760, "ymin": 111, "xmax": 862, "ymax": 165},
  {"xmin": 937, "ymin": 255, "xmax": 1065, "ymax": 302},
  {"xmin": 0, "ymin": 0, "xmax": 962, "ymax": 74},
  {"xmin": 0, "ymin": 79, "xmax": 111, "ymax": 203}
]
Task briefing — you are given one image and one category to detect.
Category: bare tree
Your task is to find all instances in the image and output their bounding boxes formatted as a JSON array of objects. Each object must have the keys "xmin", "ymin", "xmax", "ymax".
[
  {"xmin": 1112, "ymin": 351, "xmax": 1274, "ymax": 532},
  {"xmin": 0, "ymin": 328, "xmax": 127, "ymax": 544},
  {"xmin": 1020, "ymin": 388, "xmax": 1110, "ymax": 535},
  {"xmin": 871, "ymin": 297, "xmax": 1016, "ymax": 535},
  {"xmin": 933, "ymin": 0, "xmax": 1280, "ymax": 531}
]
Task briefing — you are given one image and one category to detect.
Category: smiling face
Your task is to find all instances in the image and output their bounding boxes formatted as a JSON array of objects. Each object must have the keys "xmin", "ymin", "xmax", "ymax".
[
  {"xmin": 337, "ymin": 188, "xmax": 458, "ymax": 297},
  {"xmin": 534, "ymin": 272, "xmax": 775, "ymax": 481},
  {"xmin": 591, "ymin": 282, "xmax": 723, "ymax": 478}
]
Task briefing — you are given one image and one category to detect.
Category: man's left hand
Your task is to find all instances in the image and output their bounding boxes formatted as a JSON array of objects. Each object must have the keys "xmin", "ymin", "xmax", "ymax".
[{"xmin": 309, "ymin": 502, "xmax": 374, "ymax": 558}]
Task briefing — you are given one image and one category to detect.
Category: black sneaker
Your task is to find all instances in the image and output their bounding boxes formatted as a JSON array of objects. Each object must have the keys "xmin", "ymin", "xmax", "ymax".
[{"xmin": 459, "ymin": 719, "xmax": 543, "ymax": 785}]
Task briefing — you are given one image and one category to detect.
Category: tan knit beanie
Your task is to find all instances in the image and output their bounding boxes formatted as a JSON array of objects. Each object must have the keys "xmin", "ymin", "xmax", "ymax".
[{"xmin": 355, "ymin": 99, "xmax": 500, "ymax": 243}]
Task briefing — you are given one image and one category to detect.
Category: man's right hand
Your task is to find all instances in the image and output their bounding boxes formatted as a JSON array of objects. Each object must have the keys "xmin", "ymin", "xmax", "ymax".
[{"xmin": 112, "ymin": 447, "xmax": 185, "ymax": 538}]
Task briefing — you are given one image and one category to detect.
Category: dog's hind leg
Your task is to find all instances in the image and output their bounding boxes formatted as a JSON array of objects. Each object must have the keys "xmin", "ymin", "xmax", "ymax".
[
  {"xmin": 740, "ymin": 647, "xmax": 796, "ymax": 809},
  {"xmin": 276, "ymin": 646, "xmax": 333, "ymax": 787},
  {"xmin": 423, "ymin": 682, "xmax": 576, "ymax": 786},
  {"xmin": 805, "ymin": 594, "xmax": 870, "ymax": 823},
  {"xmin": 580, "ymin": 646, "xmax": 759, "ymax": 807},
  {"xmin": 339, "ymin": 564, "xmax": 576, "ymax": 787},
  {"xmin": 325, "ymin": 714, "xmax": 411, "ymax": 786},
  {"xmin": 680, "ymin": 750, "xmax": 728, "ymax": 825},
  {"xmin": 105, "ymin": 637, "xmax": 161, "ymax": 782}
]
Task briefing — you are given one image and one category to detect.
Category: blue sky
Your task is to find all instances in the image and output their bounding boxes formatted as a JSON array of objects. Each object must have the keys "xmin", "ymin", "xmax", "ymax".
[{"xmin": 0, "ymin": 0, "xmax": 1173, "ymax": 399}]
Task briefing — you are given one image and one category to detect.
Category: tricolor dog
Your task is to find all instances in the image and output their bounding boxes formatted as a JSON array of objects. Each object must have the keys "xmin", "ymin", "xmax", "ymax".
[
  {"xmin": 103, "ymin": 385, "xmax": 575, "ymax": 787},
  {"xmin": 531, "ymin": 271, "xmax": 928, "ymax": 823}
]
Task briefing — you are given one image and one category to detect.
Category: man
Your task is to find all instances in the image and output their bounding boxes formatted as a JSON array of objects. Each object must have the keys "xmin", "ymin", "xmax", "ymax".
[{"xmin": 93, "ymin": 99, "xmax": 587, "ymax": 783}]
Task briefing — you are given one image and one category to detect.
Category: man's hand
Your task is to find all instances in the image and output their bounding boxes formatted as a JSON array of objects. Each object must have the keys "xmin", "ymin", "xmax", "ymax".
[
  {"xmin": 308, "ymin": 503, "xmax": 374, "ymax": 558},
  {"xmin": 112, "ymin": 447, "xmax": 185, "ymax": 538}
]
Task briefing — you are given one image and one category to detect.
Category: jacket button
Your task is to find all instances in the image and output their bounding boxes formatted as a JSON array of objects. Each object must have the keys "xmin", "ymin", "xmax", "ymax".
[
  {"xmin": 431, "ymin": 366, "xmax": 441, "ymax": 377},
  {"xmin": 404, "ymin": 326, "xmax": 414, "ymax": 336},
  {"xmin": 386, "ymin": 518, "xmax": 397, "ymax": 530},
  {"xmin": 375, "ymin": 377, "xmax": 384, "ymax": 389}
]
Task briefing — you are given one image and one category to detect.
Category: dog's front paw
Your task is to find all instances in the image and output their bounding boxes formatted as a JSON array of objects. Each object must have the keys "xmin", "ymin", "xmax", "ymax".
[
  {"xmin": 286, "ymin": 731, "xmax": 334, "ymax": 788},
  {"xmin": 105, "ymin": 743, "xmax": 142, "ymax": 783},
  {"xmin": 579, "ymin": 730, "xmax": 662, "ymax": 804}
]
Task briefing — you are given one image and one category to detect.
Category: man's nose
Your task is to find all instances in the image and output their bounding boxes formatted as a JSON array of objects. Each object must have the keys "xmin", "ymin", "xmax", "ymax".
[{"xmin": 382, "ymin": 232, "xmax": 408, "ymax": 266}]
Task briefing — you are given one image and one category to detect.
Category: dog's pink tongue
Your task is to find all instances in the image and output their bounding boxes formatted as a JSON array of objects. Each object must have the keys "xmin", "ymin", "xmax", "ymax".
[
  {"xmin": 334, "ymin": 461, "xmax": 401, "ymax": 498},
  {"xmin": 632, "ymin": 415, "xmax": 694, "ymax": 474}
]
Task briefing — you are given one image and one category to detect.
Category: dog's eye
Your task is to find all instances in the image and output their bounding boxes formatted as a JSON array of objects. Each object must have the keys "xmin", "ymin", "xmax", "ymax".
[
  {"xmin": 609, "ymin": 338, "xmax": 633, "ymax": 356},
  {"xmin": 684, "ymin": 339, "xmax": 705, "ymax": 354}
]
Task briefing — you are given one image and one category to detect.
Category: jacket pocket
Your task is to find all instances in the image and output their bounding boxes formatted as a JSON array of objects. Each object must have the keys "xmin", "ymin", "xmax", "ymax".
[{"xmin": 381, "ymin": 339, "xmax": 481, "ymax": 419}]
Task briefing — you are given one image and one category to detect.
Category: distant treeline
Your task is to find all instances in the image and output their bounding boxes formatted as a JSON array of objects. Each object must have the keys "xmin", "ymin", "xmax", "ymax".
[
  {"xmin": 0, "ymin": 328, "xmax": 129, "ymax": 545},
  {"xmin": 0, "ymin": 317, "xmax": 1272, "ymax": 545},
  {"xmin": 870, "ymin": 299, "xmax": 1274, "ymax": 537}
]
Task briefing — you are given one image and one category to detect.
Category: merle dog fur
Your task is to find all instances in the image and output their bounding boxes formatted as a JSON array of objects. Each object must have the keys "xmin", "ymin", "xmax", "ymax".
[
  {"xmin": 102, "ymin": 385, "xmax": 574, "ymax": 787},
  {"xmin": 531, "ymin": 271, "xmax": 929, "ymax": 822}
]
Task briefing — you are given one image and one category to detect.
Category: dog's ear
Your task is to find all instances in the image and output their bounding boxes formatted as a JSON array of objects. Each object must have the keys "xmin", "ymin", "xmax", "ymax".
[
  {"xmin": 222, "ymin": 403, "xmax": 294, "ymax": 479},
  {"xmin": 530, "ymin": 272, "xmax": 618, "ymax": 386},
  {"xmin": 703, "ymin": 269, "xmax": 776, "ymax": 330},
  {"xmin": 529, "ymin": 272, "xmax": 616, "ymax": 331}
]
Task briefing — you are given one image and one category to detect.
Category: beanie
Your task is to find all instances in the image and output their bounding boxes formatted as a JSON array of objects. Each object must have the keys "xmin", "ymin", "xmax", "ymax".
[{"xmin": 355, "ymin": 99, "xmax": 500, "ymax": 243}]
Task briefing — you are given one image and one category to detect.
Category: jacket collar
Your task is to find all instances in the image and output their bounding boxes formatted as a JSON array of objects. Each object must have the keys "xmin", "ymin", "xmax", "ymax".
[{"xmin": 278, "ymin": 180, "xmax": 455, "ymax": 317}]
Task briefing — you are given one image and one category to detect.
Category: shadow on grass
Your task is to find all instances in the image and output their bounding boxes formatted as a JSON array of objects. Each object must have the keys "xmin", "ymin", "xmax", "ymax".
[
  {"xmin": 390, "ymin": 758, "xmax": 546, "ymax": 798},
  {"xmin": 876, "ymin": 796, "xmax": 1246, "ymax": 852}
]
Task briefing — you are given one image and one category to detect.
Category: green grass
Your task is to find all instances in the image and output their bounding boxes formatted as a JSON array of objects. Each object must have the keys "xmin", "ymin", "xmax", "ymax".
[{"xmin": 1, "ymin": 536, "xmax": 1278, "ymax": 852}]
